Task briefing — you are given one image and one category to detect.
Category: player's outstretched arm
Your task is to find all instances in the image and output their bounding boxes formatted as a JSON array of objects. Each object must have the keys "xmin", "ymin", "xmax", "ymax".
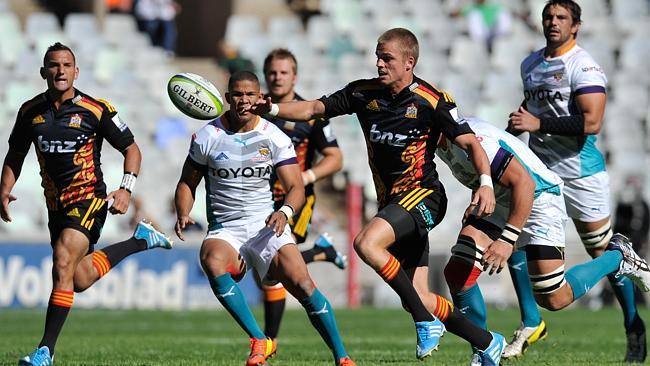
[
  {"xmin": 482, "ymin": 158, "xmax": 534, "ymax": 275},
  {"xmin": 107, "ymin": 143, "xmax": 142, "ymax": 215},
  {"xmin": 0, "ymin": 150, "xmax": 27, "ymax": 222},
  {"xmin": 268, "ymin": 163, "xmax": 305, "ymax": 236},
  {"xmin": 453, "ymin": 134, "xmax": 495, "ymax": 217},
  {"xmin": 174, "ymin": 157, "xmax": 203, "ymax": 241},
  {"xmin": 248, "ymin": 96, "xmax": 327, "ymax": 122}
]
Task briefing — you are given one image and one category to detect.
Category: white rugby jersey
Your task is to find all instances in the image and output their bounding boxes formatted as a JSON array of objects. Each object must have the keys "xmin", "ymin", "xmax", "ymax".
[
  {"xmin": 521, "ymin": 40, "xmax": 607, "ymax": 179},
  {"xmin": 437, "ymin": 117, "xmax": 562, "ymax": 210},
  {"xmin": 188, "ymin": 115, "xmax": 297, "ymax": 229}
]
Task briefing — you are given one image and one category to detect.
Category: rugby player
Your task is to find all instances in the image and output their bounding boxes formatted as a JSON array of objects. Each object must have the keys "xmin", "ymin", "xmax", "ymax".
[
  {"xmin": 439, "ymin": 117, "xmax": 650, "ymax": 365},
  {"xmin": 261, "ymin": 48, "xmax": 346, "ymax": 354},
  {"xmin": 173, "ymin": 70, "xmax": 355, "ymax": 366},
  {"xmin": 507, "ymin": 0, "xmax": 647, "ymax": 361},
  {"xmin": 248, "ymin": 28, "xmax": 506, "ymax": 365},
  {"xmin": 2, "ymin": 42, "xmax": 172, "ymax": 366}
]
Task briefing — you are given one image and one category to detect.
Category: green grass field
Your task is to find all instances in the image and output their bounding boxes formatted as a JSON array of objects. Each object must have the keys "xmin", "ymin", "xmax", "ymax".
[{"xmin": 1, "ymin": 306, "xmax": 645, "ymax": 365}]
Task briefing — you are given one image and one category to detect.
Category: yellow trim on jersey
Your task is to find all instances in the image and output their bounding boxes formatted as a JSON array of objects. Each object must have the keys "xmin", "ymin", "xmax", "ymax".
[
  {"xmin": 413, "ymin": 89, "xmax": 439, "ymax": 109},
  {"xmin": 76, "ymin": 100, "xmax": 103, "ymax": 120},
  {"xmin": 293, "ymin": 195, "xmax": 315, "ymax": 237},
  {"xmin": 399, "ymin": 188, "xmax": 433, "ymax": 211},
  {"xmin": 97, "ymin": 98, "xmax": 116, "ymax": 113},
  {"xmin": 442, "ymin": 91, "xmax": 455, "ymax": 104}
]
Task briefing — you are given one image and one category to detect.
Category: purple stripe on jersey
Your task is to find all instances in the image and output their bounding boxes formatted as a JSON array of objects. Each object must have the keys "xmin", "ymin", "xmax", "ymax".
[
  {"xmin": 275, "ymin": 157, "xmax": 298, "ymax": 168},
  {"xmin": 575, "ymin": 86, "xmax": 606, "ymax": 96},
  {"xmin": 490, "ymin": 148, "xmax": 514, "ymax": 181}
]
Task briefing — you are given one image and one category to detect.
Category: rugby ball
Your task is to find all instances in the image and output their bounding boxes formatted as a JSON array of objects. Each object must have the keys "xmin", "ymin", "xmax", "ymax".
[{"xmin": 167, "ymin": 73, "xmax": 224, "ymax": 120}]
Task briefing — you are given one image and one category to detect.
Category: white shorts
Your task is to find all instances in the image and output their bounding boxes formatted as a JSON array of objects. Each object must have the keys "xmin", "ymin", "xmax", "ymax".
[
  {"xmin": 483, "ymin": 190, "xmax": 567, "ymax": 249},
  {"xmin": 563, "ymin": 171, "xmax": 611, "ymax": 222},
  {"xmin": 205, "ymin": 218, "xmax": 294, "ymax": 278}
]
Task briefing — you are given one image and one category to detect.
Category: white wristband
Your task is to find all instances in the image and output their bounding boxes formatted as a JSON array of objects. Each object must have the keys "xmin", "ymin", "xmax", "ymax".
[
  {"xmin": 269, "ymin": 103, "xmax": 279, "ymax": 117},
  {"xmin": 499, "ymin": 223, "xmax": 521, "ymax": 246},
  {"xmin": 278, "ymin": 205, "xmax": 294, "ymax": 219},
  {"xmin": 120, "ymin": 172, "xmax": 137, "ymax": 193},
  {"xmin": 479, "ymin": 174, "xmax": 493, "ymax": 189},
  {"xmin": 303, "ymin": 169, "xmax": 317, "ymax": 185}
]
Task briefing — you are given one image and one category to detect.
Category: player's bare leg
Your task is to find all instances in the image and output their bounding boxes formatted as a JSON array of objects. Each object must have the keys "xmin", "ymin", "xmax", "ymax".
[{"xmin": 270, "ymin": 244, "xmax": 354, "ymax": 365}]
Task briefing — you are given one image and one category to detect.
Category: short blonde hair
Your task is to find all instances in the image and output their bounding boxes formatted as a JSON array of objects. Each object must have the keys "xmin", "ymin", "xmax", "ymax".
[{"xmin": 377, "ymin": 28, "xmax": 419, "ymax": 65}]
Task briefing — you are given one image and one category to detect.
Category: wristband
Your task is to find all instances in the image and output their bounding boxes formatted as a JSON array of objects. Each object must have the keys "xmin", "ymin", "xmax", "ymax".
[
  {"xmin": 303, "ymin": 169, "xmax": 317, "ymax": 185},
  {"xmin": 269, "ymin": 103, "xmax": 279, "ymax": 117},
  {"xmin": 119, "ymin": 172, "xmax": 137, "ymax": 193},
  {"xmin": 278, "ymin": 205, "xmax": 294, "ymax": 219},
  {"xmin": 499, "ymin": 223, "xmax": 521, "ymax": 246},
  {"xmin": 479, "ymin": 174, "xmax": 493, "ymax": 189}
]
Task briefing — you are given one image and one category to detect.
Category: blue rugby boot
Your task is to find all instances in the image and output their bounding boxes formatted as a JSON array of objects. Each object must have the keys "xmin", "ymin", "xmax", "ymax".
[
  {"xmin": 415, "ymin": 318, "xmax": 445, "ymax": 360},
  {"xmin": 19, "ymin": 346, "xmax": 53, "ymax": 366},
  {"xmin": 134, "ymin": 220, "xmax": 173, "ymax": 249},
  {"xmin": 479, "ymin": 331, "xmax": 507, "ymax": 366},
  {"xmin": 314, "ymin": 233, "xmax": 347, "ymax": 269}
]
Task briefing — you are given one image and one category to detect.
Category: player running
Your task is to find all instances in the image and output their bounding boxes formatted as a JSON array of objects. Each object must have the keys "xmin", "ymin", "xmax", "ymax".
[
  {"xmin": 507, "ymin": 0, "xmax": 647, "ymax": 361},
  {"xmin": 174, "ymin": 70, "xmax": 355, "ymax": 366},
  {"xmin": 440, "ymin": 117, "xmax": 650, "ymax": 364},
  {"xmin": 248, "ymin": 28, "xmax": 507, "ymax": 365},
  {"xmin": 3, "ymin": 42, "xmax": 172, "ymax": 366}
]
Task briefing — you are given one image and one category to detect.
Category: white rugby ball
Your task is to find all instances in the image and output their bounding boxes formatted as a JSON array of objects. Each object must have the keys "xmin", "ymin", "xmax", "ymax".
[{"xmin": 167, "ymin": 73, "xmax": 224, "ymax": 120}]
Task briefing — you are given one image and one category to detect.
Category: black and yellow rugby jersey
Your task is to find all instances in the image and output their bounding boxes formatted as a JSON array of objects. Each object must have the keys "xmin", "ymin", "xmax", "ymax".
[
  {"xmin": 8, "ymin": 89, "xmax": 135, "ymax": 211},
  {"xmin": 319, "ymin": 76, "xmax": 473, "ymax": 208},
  {"xmin": 268, "ymin": 93, "xmax": 339, "ymax": 203}
]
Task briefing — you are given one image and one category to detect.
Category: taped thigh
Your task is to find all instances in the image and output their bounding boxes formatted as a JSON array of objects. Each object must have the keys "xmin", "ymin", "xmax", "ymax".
[
  {"xmin": 446, "ymin": 235, "xmax": 485, "ymax": 289},
  {"xmin": 579, "ymin": 220, "xmax": 613, "ymax": 250},
  {"xmin": 526, "ymin": 245, "xmax": 567, "ymax": 295}
]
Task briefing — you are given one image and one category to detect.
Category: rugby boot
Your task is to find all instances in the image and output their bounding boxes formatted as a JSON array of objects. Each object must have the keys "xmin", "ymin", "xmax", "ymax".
[
  {"xmin": 337, "ymin": 357, "xmax": 356, "ymax": 366},
  {"xmin": 625, "ymin": 319, "xmax": 647, "ymax": 363},
  {"xmin": 134, "ymin": 219, "xmax": 173, "ymax": 249},
  {"xmin": 479, "ymin": 332, "xmax": 507, "ymax": 366},
  {"xmin": 415, "ymin": 318, "xmax": 445, "ymax": 359},
  {"xmin": 607, "ymin": 234, "xmax": 650, "ymax": 291},
  {"xmin": 19, "ymin": 346, "xmax": 53, "ymax": 366},
  {"xmin": 246, "ymin": 338, "xmax": 273, "ymax": 366},
  {"xmin": 314, "ymin": 233, "xmax": 348, "ymax": 270},
  {"xmin": 502, "ymin": 320, "xmax": 548, "ymax": 358}
]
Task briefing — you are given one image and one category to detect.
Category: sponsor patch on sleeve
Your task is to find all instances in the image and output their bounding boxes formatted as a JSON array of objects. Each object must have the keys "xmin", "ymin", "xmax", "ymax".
[
  {"xmin": 112, "ymin": 114, "xmax": 127, "ymax": 131},
  {"xmin": 449, "ymin": 107, "xmax": 464, "ymax": 123}
]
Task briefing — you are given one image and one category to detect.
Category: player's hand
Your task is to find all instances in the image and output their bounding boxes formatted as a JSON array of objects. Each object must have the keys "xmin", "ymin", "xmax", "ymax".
[
  {"xmin": 175, "ymin": 215, "xmax": 195, "ymax": 241},
  {"xmin": 482, "ymin": 239, "xmax": 513, "ymax": 275},
  {"xmin": 247, "ymin": 96, "xmax": 272, "ymax": 116},
  {"xmin": 266, "ymin": 211, "xmax": 288, "ymax": 237},
  {"xmin": 0, "ymin": 192, "xmax": 16, "ymax": 222},
  {"xmin": 508, "ymin": 106, "xmax": 540, "ymax": 133},
  {"xmin": 468, "ymin": 186, "xmax": 495, "ymax": 219},
  {"xmin": 106, "ymin": 189, "xmax": 131, "ymax": 215}
]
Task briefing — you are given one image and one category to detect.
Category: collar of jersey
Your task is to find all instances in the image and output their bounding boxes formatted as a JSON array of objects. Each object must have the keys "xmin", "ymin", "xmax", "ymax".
[{"xmin": 216, "ymin": 113, "xmax": 261, "ymax": 134}]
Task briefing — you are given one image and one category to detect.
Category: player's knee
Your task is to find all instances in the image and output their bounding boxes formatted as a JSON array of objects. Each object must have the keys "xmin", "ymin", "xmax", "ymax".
[
  {"xmin": 200, "ymin": 252, "xmax": 231, "ymax": 278},
  {"xmin": 445, "ymin": 236, "xmax": 483, "ymax": 294},
  {"xmin": 352, "ymin": 230, "xmax": 372, "ymax": 259},
  {"xmin": 530, "ymin": 264, "xmax": 569, "ymax": 310},
  {"xmin": 579, "ymin": 221, "xmax": 612, "ymax": 253}
]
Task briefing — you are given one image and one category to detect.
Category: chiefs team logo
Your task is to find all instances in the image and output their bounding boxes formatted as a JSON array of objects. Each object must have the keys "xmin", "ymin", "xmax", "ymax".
[
  {"xmin": 405, "ymin": 103, "xmax": 417, "ymax": 119},
  {"xmin": 69, "ymin": 114, "xmax": 82, "ymax": 128}
]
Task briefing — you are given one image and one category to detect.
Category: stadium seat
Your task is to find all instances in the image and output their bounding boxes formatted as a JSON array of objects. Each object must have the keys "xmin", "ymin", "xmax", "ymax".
[
  {"xmin": 225, "ymin": 15, "xmax": 262, "ymax": 49},
  {"xmin": 103, "ymin": 13, "xmax": 140, "ymax": 45},
  {"xmin": 490, "ymin": 34, "xmax": 535, "ymax": 71},
  {"xmin": 94, "ymin": 45, "xmax": 129, "ymax": 85},
  {"xmin": 26, "ymin": 12, "xmax": 61, "ymax": 41},
  {"xmin": 268, "ymin": 15, "xmax": 304, "ymax": 40},
  {"xmin": 0, "ymin": 12, "xmax": 20, "ymax": 35},
  {"xmin": 307, "ymin": 15, "xmax": 337, "ymax": 51},
  {"xmin": 64, "ymin": 13, "xmax": 99, "ymax": 40},
  {"xmin": 5, "ymin": 80, "xmax": 39, "ymax": 112},
  {"xmin": 448, "ymin": 36, "xmax": 489, "ymax": 74},
  {"xmin": 611, "ymin": 0, "xmax": 649, "ymax": 27},
  {"xmin": 0, "ymin": 31, "xmax": 27, "ymax": 68}
]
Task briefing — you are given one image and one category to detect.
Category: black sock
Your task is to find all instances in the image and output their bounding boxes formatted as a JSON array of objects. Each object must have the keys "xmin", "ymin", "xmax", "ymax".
[
  {"xmin": 379, "ymin": 256, "xmax": 433, "ymax": 322},
  {"xmin": 101, "ymin": 237, "xmax": 147, "ymax": 266},
  {"xmin": 322, "ymin": 246, "xmax": 338, "ymax": 262},
  {"xmin": 264, "ymin": 299, "xmax": 286, "ymax": 339},
  {"xmin": 301, "ymin": 248, "xmax": 317, "ymax": 264},
  {"xmin": 39, "ymin": 290, "xmax": 73, "ymax": 355},
  {"xmin": 444, "ymin": 308, "xmax": 492, "ymax": 350}
]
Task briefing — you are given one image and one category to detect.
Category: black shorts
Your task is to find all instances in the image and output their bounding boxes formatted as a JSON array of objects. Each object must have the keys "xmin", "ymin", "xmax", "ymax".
[
  {"xmin": 48, "ymin": 197, "xmax": 108, "ymax": 248},
  {"xmin": 377, "ymin": 188, "xmax": 447, "ymax": 269}
]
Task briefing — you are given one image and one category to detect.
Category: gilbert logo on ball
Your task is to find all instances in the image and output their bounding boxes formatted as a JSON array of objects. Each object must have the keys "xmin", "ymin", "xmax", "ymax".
[{"xmin": 167, "ymin": 73, "xmax": 223, "ymax": 120}]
